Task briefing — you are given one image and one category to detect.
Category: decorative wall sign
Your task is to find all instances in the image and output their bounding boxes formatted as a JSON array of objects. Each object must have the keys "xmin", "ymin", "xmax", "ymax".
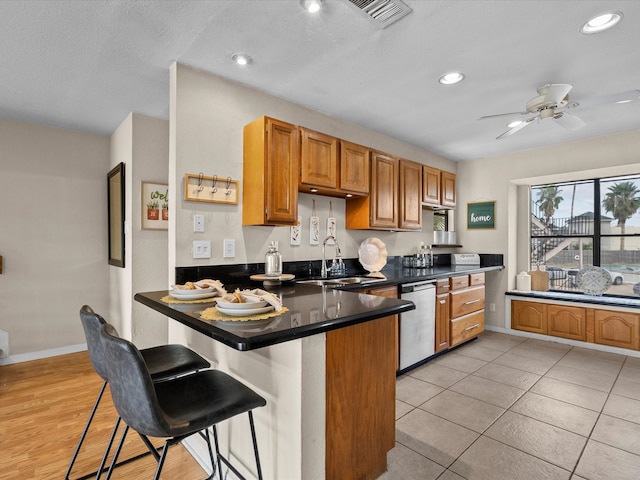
[
  {"xmin": 184, "ymin": 173, "xmax": 238, "ymax": 204},
  {"xmin": 142, "ymin": 182, "xmax": 168, "ymax": 230},
  {"xmin": 290, "ymin": 216, "xmax": 301, "ymax": 246},
  {"xmin": 467, "ymin": 201, "xmax": 496, "ymax": 229},
  {"xmin": 108, "ymin": 163, "xmax": 125, "ymax": 267}
]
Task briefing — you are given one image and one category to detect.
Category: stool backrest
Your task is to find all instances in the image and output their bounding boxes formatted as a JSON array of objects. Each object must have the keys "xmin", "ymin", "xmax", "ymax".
[
  {"xmin": 99, "ymin": 323, "xmax": 170, "ymax": 438},
  {"xmin": 79, "ymin": 305, "xmax": 109, "ymax": 381}
]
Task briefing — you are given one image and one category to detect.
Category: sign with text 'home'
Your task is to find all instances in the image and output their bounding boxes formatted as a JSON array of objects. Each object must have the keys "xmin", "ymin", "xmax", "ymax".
[{"xmin": 467, "ymin": 201, "xmax": 495, "ymax": 229}]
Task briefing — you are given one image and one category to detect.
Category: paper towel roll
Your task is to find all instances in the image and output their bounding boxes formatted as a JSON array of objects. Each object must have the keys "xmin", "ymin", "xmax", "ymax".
[{"xmin": 516, "ymin": 271, "xmax": 531, "ymax": 291}]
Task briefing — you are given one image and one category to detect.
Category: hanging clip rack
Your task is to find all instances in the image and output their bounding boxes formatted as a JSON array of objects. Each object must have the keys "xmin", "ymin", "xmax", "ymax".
[{"xmin": 184, "ymin": 173, "xmax": 239, "ymax": 204}]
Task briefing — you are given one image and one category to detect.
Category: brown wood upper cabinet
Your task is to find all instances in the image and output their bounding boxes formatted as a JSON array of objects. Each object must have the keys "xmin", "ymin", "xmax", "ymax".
[
  {"xmin": 299, "ymin": 129, "xmax": 369, "ymax": 198},
  {"xmin": 243, "ymin": 116, "xmax": 299, "ymax": 226},
  {"xmin": 399, "ymin": 159, "xmax": 423, "ymax": 230},
  {"xmin": 422, "ymin": 165, "xmax": 441, "ymax": 206},
  {"xmin": 346, "ymin": 152, "xmax": 422, "ymax": 231},
  {"xmin": 441, "ymin": 170, "xmax": 456, "ymax": 208}
]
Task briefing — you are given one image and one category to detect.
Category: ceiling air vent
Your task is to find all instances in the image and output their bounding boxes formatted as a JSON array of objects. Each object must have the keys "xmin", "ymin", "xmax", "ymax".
[{"xmin": 343, "ymin": 0, "xmax": 412, "ymax": 28}]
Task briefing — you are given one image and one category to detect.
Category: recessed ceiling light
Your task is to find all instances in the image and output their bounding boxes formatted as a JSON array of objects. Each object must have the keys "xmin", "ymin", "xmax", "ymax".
[
  {"xmin": 580, "ymin": 12, "xmax": 623, "ymax": 34},
  {"xmin": 439, "ymin": 72, "xmax": 465, "ymax": 85},
  {"xmin": 300, "ymin": 0, "xmax": 323, "ymax": 13},
  {"xmin": 231, "ymin": 53, "xmax": 252, "ymax": 66},
  {"xmin": 507, "ymin": 120, "xmax": 524, "ymax": 128}
]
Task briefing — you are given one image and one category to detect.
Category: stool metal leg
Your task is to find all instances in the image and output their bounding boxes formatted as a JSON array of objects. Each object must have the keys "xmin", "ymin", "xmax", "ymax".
[
  {"xmin": 248, "ymin": 411, "xmax": 263, "ymax": 480},
  {"xmin": 65, "ymin": 380, "xmax": 107, "ymax": 480}
]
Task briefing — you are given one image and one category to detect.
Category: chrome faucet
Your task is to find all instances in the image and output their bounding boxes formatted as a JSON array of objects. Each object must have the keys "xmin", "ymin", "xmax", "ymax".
[{"xmin": 321, "ymin": 235, "xmax": 344, "ymax": 278}]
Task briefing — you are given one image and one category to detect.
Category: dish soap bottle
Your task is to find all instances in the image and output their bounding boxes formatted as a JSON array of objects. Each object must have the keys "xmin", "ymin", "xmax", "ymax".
[{"xmin": 265, "ymin": 241, "xmax": 282, "ymax": 277}]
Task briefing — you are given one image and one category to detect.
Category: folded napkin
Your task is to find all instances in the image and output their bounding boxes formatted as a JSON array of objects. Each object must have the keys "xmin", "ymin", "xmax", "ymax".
[
  {"xmin": 194, "ymin": 279, "xmax": 227, "ymax": 296},
  {"xmin": 219, "ymin": 288, "xmax": 283, "ymax": 311}
]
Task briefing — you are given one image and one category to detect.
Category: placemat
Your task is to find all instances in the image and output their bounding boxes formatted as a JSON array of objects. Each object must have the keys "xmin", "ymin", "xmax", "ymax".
[{"xmin": 201, "ymin": 306, "xmax": 288, "ymax": 322}]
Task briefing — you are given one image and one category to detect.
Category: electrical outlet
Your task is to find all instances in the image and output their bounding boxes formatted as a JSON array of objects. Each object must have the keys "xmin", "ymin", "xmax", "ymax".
[
  {"xmin": 223, "ymin": 239, "xmax": 235, "ymax": 258},
  {"xmin": 193, "ymin": 214, "xmax": 204, "ymax": 232},
  {"xmin": 489, "ymin": 303, "xmax": 496, "ymax": 312},
  {"xmin": 192, "ymin": 240, "xmax": 211, "ymax": 259}
]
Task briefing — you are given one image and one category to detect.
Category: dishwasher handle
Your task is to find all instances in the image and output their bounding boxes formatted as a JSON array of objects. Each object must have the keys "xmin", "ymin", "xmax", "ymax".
[{"xmin": 400, "ymin": 282, "xmax": 436, "ymax": 294}]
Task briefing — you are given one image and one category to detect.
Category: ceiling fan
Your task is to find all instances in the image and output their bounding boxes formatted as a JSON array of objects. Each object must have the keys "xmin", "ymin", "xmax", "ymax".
[{"xmin": 480, "ymin": 84, "xmax": 640, "ymax": 139}]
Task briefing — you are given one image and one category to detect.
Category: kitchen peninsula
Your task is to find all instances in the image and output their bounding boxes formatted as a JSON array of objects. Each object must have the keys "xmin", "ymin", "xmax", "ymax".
[{"xmin": 136, "ymin": 282, "xmax": 413, "ymax": 480}]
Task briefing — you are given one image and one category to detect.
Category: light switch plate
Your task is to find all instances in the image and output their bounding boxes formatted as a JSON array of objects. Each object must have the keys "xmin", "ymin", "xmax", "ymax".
[
  {"xmin": 193, "ymin": 240, "xmax": 211, "ymax": 259},
  {"xmin": 223, "ymin": 239, "xmax": 235, "ymax": 258},
  {"xmin": 193, "ymin": 214, "xmax": 205, "ymax": 232}
]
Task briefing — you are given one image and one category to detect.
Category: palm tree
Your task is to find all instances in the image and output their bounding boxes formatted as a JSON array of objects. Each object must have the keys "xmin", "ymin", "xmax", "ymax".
[
  {"xmin": 602, "ymin": 181, "xmax": 640, "ymax": 251},
  {"xmin": 536, "ymin": 186, "xmax": 563, "ymax": 229}
]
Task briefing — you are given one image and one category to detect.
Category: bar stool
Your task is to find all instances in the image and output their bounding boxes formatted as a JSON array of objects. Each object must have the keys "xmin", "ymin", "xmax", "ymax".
[
  {"xmin": 65, "ymin": 305, "xmax": 211, "ymax": 480},
  {"xmin": 100, "ymin": 322, "xmax": 266, "ymax": 480}
]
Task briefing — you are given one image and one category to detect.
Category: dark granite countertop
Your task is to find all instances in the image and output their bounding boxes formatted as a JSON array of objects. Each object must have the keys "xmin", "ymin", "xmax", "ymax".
[{"xmin": 135, "ymin": 285, "xmax": 415, "ymax": 351}]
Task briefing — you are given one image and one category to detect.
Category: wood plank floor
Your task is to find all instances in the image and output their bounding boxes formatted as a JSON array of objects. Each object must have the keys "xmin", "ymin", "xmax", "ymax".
[{"xmin": 0, "ymin": 351, "xmax": 208, "ymax": 479}]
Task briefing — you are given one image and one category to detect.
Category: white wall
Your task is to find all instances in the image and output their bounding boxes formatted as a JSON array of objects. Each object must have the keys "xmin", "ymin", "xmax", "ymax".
[
  {"xmin": 0, "ymin": 118, "xmax": 110, "ymax": 361},
  {"xmin": 456, "ymin": 129, "xmax": 640, "ymax": 328},
  {"xmin": 170, "ymin": 63, "xmax": 457, "ymax": 272},
  {"xmin": 110, "ymin": 113, "xmax": 170, "ymax": 347}
]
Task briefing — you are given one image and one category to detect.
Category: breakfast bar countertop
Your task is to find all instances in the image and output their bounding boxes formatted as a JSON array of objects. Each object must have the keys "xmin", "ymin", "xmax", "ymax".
[{"xmin": 135, "ymin": 284, "xmax": 415, "ymax": 351}]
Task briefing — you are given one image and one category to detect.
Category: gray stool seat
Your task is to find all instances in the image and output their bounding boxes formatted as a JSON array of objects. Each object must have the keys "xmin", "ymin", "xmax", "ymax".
[
  {"xmin": 100, "ymin": 323, "xmax": 266, "ymax": 480},
  {"xmin": 65, "ymin": 305, "xmax": 210, "ymax": 480}
]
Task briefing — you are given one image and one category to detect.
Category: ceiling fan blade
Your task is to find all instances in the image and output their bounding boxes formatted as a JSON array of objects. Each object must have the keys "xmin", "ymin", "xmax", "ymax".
[
  {"xmin": 543, "ymin": 84, "xmax": 573, "ymax": 105},
  {"xmin": 496, "ymin": 117, "xmax": 535, "ymax": 139},
  {"xmin": 573, "ymin": 89, "xmax": 640, "ymax": 109},
  {"xmin": 478, "ymin": 111, "xmax": 529, "ymax": 120},
  {"xmin": 554, "ymin": 112, "xmax": 586, "ymax": 131}
]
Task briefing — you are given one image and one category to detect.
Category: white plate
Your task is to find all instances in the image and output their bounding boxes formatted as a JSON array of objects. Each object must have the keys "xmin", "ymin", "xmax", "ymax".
[
  {"xmin": 170, "ymin": 286, "xmax": 215, "ymax": 296},
  {"xmin": 216, "ymin": 294, "xmax": 268, "ymax": 309},
  {"xmin": 358, "ymin": 237, "xmax": 388, "ymax": 273},
  {"xmin": 169, "ymin": 290, "xmax": 217, "ymax": 300},
  {"xmin": 215, "ymin": 305, "xmax": 275, "ymax": 317},
  {"xmin": 577, "ymin": 266, "xmax": 612, "ymax": 295}
]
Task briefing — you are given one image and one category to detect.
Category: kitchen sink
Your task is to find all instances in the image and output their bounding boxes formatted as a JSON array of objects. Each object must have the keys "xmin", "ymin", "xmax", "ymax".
[{"xmin": 298, "ymin": 276, "xmax": 386, "ymax": 287}]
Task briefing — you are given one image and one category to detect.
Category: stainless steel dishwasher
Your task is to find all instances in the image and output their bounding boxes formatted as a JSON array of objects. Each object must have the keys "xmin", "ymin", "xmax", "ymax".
[{"xmin": 399, "ymin": 281, "xmax": 436, "ymax": 372}]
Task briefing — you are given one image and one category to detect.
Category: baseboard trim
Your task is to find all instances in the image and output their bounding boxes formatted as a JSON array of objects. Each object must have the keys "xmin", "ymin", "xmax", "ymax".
[{"xmin": 0, "ymin": 343, "xmax": 87, "ymax": 366}]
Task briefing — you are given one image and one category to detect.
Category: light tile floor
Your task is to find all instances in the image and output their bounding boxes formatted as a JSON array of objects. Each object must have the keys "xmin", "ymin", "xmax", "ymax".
[{"xmin": 379, "ymin": 331, "xmax": 640, "ymax": 480}]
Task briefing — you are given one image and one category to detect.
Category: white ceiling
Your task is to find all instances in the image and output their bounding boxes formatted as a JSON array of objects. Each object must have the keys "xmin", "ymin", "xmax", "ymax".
[{"xmin": 1, "ymin": 0, "xmax": 639, "ymax": 161}]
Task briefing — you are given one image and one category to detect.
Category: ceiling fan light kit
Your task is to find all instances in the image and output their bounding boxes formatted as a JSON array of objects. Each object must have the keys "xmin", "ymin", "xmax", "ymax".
[{"xmin": 481, "ymin": 83, "xmax": 639, "ymax": 140}]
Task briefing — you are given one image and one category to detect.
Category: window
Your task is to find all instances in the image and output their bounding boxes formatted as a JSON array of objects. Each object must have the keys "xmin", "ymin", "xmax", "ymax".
[{"xmin": 531, "ymin": 175, "xmax": 640, "ymax": 297}]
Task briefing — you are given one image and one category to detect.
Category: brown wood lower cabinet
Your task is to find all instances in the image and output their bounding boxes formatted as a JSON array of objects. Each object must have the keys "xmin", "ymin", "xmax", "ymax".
[
  {"xmin": 326, "ymin": 315, "xmax": 396, "ymax": 480},
  {"xmin": 325, "ymin": 284, "xmax": 398, "ymax": 480},
  {"xmin": 511, "ymin": 299, "xmax": 640, "ymax": 351},
  {"xmin": 594, "ymin": 310, "xmax": 640, "ymax": 350}
]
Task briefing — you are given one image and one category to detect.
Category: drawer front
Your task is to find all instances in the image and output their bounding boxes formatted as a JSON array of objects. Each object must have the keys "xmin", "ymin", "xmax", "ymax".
[
  {"xmin": 451, "ymin": 310, "xmax": 484, "ymax": 347},
  {"xmin": 436, "ymin": 278, "xmax": 450, "ymax": 295},
  {"xmin": 450, "ymin": 286, "xmax": 485, "ymax": 318},
  {"xmin": 450, "ymin": 275, "xmax": 470, "ymax": 291},
  {"xmin": 469, "ymin": 273, "xmax": 485, "ymax": 286}
]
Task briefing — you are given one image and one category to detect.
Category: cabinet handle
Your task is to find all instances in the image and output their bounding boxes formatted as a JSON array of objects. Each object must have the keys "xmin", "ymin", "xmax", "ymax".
[
  {"xmin": 464, "ymin": 323, "xmax": 481, "ymax": 331},
  {"xmin": 464, "ymin": 299, "xmax": 481, "ymax": 305},
  {"xmin": 439, "ymin": 299, "xmax": 446, "ymax": 305}
]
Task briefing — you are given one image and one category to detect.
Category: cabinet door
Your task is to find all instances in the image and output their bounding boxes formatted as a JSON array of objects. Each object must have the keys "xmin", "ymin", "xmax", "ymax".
[
  {"xmin": 266, "ymin": 119, "xmax": 299, "ymax": 224},
  {"xmin": 399, "ymin": 159, "xmax": 423, "ymax": 230},
  {"xmin": 594, "ymin": 310, "xmax": 640, "ymax": 350},
  {"xmin": 548, "ymin": 304, "xmax": 586, "ymax": 341},
  {"xmin": 422, "ymin": 165, "xmax": 441, "ymax": 206},
  {"xmin": 340, "ymin": 140, "xmax": 369, "ymax": 195},
  {"xmin": 370, "ymin": 151, "xmax": 398, "ymax": 229},
  {"xmin": 435, "ymin": 293, "xmax": 450, "ymax": 353},
  {"xmin": 441, "ymin": 170, "xmax": 456, "ymax": 207},
  {"xmin": 511, "ymin": 300, "xmax": 547, "ymax": 334},
  {"xmin": 300, "ymin": 128, "xmax": 338, "ymax": 190}
]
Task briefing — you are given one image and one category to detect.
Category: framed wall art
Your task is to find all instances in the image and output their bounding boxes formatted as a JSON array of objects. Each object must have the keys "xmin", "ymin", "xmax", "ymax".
[
  {"xmin": 467, "ymin": 201, "xmax": 496, "ymax": 229},
  {"xmin": 142, "ymin": 182, "xmax": 169, "ymax": 230},
  {"xmin": 108, "ymin": 163, "xmax": 125, "ymax": 267}
]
